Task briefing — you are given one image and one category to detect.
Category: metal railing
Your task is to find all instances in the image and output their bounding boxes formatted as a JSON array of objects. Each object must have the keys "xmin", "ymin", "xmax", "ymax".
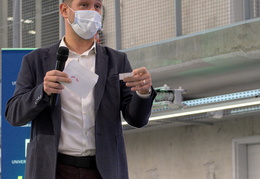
[{"xmin": 1, "ymin": 0, "xmax": 260, "ymax": 50}]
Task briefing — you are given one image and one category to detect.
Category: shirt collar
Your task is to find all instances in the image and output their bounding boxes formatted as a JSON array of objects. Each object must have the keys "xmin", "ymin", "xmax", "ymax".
[{"xmin": 60, "ymin": 36, "xmax": 97, "ymax": 56}]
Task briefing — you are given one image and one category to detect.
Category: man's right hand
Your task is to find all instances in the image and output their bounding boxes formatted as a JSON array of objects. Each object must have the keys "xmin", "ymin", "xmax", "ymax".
[{"xmin": 43, "ymin": 70, "xmax": 72, "ymax": 96}]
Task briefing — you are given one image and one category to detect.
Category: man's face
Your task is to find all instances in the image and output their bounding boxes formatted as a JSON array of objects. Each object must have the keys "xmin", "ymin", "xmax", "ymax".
[{"xmin": 70, "ymin": 0, "xmax": 102, "ymax": 15}]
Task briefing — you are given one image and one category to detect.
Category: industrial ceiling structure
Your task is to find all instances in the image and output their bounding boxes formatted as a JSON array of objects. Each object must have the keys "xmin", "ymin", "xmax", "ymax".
[{"xmin": 123, "ymin": 49, "xmax": 260, "ymax": 132}]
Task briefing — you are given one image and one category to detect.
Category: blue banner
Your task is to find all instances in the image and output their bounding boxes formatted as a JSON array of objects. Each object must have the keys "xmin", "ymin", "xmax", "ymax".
[{"xmin": 1, "ymin": 49, "xmax": 35, "ymax": 179}]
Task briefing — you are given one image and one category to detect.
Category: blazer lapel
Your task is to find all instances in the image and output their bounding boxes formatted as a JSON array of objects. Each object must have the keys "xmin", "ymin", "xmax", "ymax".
[
  {"xmin": 43, "ymin": 42, "xmax": 62, "ymax": 145},
  {"xmin": 94, "ymin": 44, "xmax": 108, "ymax": 115},
  {"xmin": 43, "ymin": 42, "xmax": 60, "ymax": 73}
]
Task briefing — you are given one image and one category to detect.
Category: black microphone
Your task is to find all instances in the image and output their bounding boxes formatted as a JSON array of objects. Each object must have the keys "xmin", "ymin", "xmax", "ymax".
[{"xmin": 50, "ymin": 46, "xmax": 69, "ymax": 106}]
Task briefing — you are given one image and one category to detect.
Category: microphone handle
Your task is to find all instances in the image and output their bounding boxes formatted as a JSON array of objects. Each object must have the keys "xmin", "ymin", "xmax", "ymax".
[
  {"xmin": 50, "ymin": 93, "xmax": 59, "ymax": 107},
  {"xmin": 49, "ymin": 60, "xmax": 65, "ymax": 107}
]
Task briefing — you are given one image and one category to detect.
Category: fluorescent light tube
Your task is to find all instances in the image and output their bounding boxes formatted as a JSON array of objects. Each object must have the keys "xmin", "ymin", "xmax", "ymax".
[{"xmin": 122, "ymin": 98, "xmax": 260, "ymax": 125}]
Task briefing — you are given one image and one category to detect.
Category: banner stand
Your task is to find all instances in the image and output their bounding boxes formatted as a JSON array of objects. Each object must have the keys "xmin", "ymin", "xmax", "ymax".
[{"xmin": 1, "ymin": 48, "xmax": 35, "ymax": 179}]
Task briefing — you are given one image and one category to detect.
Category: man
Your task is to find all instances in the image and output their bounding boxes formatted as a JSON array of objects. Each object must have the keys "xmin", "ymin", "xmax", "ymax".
[{"xmin": 5, "ymin": 0, "xmax": 156, "ymax": 178}]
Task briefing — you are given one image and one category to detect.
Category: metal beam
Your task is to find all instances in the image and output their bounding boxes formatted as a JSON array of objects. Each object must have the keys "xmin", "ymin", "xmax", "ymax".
[
  {"xmin": 174, "ymin": 0, "xmax": 182, "ymax": 37},
  {"xmin": 114, "ymin": 0, "xmax": 122, "ymax": 50},
  {"xmin": 35, "ymin": 0, "xmax": 42, "ymax": 47},
  {"xmin": 13, "ymin": 0, "xmax": 21, "ymax": 48},
  {"xmin": 243, "ymin": 0, "xmax": 252, "ymax": 20},
  {"xmin": 59, "ymin": 0, "xmax": 65, "ymax": 39}
]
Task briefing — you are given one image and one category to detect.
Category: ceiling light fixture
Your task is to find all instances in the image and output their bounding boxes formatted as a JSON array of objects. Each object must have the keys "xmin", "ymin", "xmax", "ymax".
[{"xmin": 28, "ymin": 30, "xmax": 36, "ymax": 35}]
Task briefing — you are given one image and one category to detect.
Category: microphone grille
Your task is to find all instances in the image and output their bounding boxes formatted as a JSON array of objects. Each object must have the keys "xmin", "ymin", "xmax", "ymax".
[{"xmin": 57, "ymin": 46, "xmax": 69, "ymax": 62}]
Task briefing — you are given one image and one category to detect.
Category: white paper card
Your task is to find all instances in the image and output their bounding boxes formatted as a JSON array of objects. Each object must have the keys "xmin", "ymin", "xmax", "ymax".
[
  {"xmin": 60, "ymin": 60, "xmax": 99, "ymax": 98},
  {"xmin": 119, "ymin": 72, "xmax": 133, "ymax": 80}
]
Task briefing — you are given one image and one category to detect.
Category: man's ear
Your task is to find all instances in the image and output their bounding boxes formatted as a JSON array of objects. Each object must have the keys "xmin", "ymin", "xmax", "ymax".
[{"xmin": 60, "ymin": 3, "xmax": 69, "ymax": 18}]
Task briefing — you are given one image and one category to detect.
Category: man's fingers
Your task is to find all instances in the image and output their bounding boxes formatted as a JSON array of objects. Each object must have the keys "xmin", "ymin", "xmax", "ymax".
[{"xmin": 44, "ymin": 70, "xmax": 71, "ymax": 95}]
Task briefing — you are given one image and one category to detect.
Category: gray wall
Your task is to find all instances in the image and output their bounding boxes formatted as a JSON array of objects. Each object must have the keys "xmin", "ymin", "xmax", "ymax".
[{"xmin": 125, "ymin": 114, "xmax": 260, "ymax": 179}]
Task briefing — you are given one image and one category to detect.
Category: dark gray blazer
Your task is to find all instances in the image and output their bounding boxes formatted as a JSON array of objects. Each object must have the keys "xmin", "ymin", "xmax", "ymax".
[{"xmin": 5, "ymin": 42, "xmax": 156, "ymax": 179}]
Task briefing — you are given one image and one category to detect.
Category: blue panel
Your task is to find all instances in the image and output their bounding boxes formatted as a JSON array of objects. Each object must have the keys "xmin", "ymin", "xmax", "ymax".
[{"xmin": 1, "ymin": 49, "xmax": 34, "ymax": 179}]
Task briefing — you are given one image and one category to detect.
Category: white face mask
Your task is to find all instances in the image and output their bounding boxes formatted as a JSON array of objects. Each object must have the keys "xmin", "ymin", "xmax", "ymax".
[{"xmin": 67, "ymin": 6, "xmax": 102, "ymax": 40}]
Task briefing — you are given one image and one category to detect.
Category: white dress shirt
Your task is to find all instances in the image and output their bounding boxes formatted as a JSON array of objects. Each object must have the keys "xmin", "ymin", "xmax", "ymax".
[
  {"xmin": 58, "ymin": 38, "xmax": 97, "ymax": 156},
  {"xmin": 57, "ymin": 38, "xmax": 151, "ymax": 157}
]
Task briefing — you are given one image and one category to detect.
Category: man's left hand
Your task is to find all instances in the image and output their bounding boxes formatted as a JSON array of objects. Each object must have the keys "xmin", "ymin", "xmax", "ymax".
[{"xmin": 123, "ymin": 67, "xmax": 152, "ymax": 94}]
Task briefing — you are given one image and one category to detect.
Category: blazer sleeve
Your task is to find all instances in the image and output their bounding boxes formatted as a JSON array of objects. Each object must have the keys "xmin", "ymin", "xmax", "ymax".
[
  {"xmin": 5, "ymin": 52, "xmax": 50, "ymax": 126},
  {"xmin": 120, "ymin": 53, "xmax": 156, "ymax": 128}
]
